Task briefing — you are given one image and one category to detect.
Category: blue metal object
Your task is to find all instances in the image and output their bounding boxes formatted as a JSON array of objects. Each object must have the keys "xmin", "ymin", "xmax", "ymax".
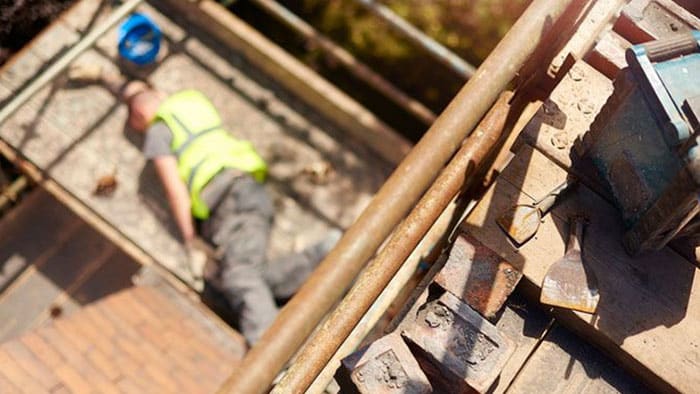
[
  {"xmin": 118, "ymin": 13, "xmax": 161, "ymax": 65},
  {"xmin": 586, "ymin": 31, "xmax": 700, "ymax": 255}
]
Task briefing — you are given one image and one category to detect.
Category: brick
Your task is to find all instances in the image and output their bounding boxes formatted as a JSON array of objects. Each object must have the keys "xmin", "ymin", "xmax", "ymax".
[
  {"xmin": 91, "ymin": 301, "xmax": 143, "ymax": 344},
  {"xmin": 0, "ymin": 370, "xmax": 21, "ymax": 393},
  {"xmin": 519, "ymin": 60, "xmax": 613, "ymax": 169},
  {"xmin": 81, "ymin": 305, "xmax": 118, "ymax": 339},
  {"xmin": 336, "ymin": 332, "xmax": 431, "ymax": 394},
  {"xmin": 614, "ymin": 0, "xmax": 700, "ymax": 44},
  {"xmin": 113, "ymin": 331, "xmax": 158, "ymax": 364},
  {"xmin": 110, "ymin": 352, "xmax": 152, "ymax": 390},
  {"xmin": 165, "ymin": 336, "xmax": 223, "ymax": 385},
  {"xmin": 586, "ymin": 30, "xmax": 632, "ymax": 80},
  {"xmin": 116, "ymin": 377, "xmax": 146, "ymax": 394},
  {"xmin": 20, "ymin": 332, "xmax": 65, "ymax": 369},
  {"xmin": 38, "ymin": 326, "xmax": 114, "ymax": 389},
  {"xmin": 401, "ymin": 291, "xmax": 515, "ymax": 393},
  {"xmin": 0, "ymin": 349, "xmax": 47, "ymax": 393},
  {"xmin": 5, "ymin": 284, "xmax": 243, "ymax": 392},
  {"xmin": 1, "ymin": 341, "xmax": 61, "ymax": 390},
  {"xmin": 168, "ymin": 373, "xmax": 210, "ymax": 394},
  {"xmin": 104, "ymin": 288, "xmax": 155, "ymax": 327},
  {"xmin": 85, "ymin": 349, "xmax": 121, "ymax": 382},
  {"xmin": 57, "ymin": 309, "xmax": 119, "ymax": 357},
  {"xmin": 53, "ymin": 318, "xmax": 95, "ymax": 354},
  {"xmin": 51, "ymin": 385, "xmax": 71, "ymax": 394},
  {"xmin": 131, "ymin": 286, "xmax": 183, "ymax": 320},
  {"xmin": 52, "ymin": 364, "xmax": 93, "ymax": 394},
  {"xmin": 142, "ymin": 362, "xmax": 181, "ymax": 392},
  {"xmin": 434, "ymin": 233, "xmax": 522, "ymax": 320}
]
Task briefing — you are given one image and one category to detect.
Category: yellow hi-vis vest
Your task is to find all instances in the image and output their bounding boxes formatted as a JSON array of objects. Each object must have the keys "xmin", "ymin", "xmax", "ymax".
[{"xmin": 154, "ymin": 90, "xmax": 267, "ymax": 219}]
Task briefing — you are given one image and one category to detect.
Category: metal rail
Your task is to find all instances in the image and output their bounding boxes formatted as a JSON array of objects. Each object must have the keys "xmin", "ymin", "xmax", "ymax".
[
  {"xmin": 304, "ymin": 90, "xmax": 509, "ymax": 392},
  {"xmin": 353, "ymin": 0, "xmax": 476, "ymax": 79},
  {"xmin": 274, "ymin": 92, "xmax": 514, "ymax": 392},
  {"xmin": 248, "ymin": 0, "xmax": 436, "ymax": 125},
  {"xmin": 304, "ymin": 192, "xmax": 459, "ymax": 393},
  {"xmin": 220, "ymin": 0, "xmax": 573, "ymax": 392},
  {"xmin": 0, "ymin": 0, "xmax": 144, "ymax": 126}
]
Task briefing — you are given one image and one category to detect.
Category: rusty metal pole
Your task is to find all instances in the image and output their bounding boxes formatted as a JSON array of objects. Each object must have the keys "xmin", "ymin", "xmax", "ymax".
[
  {"xmin": 275, "ymin": 92, "xmax": 513, "ymax": 393},
  {"xmin": 306, "ymin": 91, "xmax": 514, "ymax": 394},
  {"xmin": 248, "ymin": 0, "xmax": 436, "ymax": 125},
  {"xmin": 353, "ymin": 0, "xmax": 476, "ymax": 79},
  {"xmin": 221, "ymin": 1, "xmax": 572, "ymax": 392}
]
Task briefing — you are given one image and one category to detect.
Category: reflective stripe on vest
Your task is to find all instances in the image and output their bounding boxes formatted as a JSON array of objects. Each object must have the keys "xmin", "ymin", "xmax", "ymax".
[{"xmin": 154, "ymin": 90, "xmax": 268, "ymax": 219}]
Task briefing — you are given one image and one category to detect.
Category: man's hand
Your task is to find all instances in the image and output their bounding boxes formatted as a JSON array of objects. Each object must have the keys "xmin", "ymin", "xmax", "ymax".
[{"xmin": 186, "ymin": 243, "xmax": 208, "ymax": 282}]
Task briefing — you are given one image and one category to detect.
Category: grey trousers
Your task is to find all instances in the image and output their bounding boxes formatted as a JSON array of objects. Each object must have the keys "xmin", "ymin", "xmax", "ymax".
[{"xmin": 201, "ymin": 176, "xmax": 321, "ymax": 344}]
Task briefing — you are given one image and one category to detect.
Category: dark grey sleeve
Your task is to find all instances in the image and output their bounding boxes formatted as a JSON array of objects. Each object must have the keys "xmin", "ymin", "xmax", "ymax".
[{"xmin": 142, "ymin": 122, "xmax": 174, "ymax": 159}]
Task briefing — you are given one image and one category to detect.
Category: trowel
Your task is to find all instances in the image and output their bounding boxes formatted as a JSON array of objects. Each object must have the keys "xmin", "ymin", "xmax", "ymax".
[
  {"xmin": 540, "ymin": 215, "xmax": 599, "ymax": 313},
  {"xmin": 497, "ymin": 179, "xmax": 576, "ymax": 245}
]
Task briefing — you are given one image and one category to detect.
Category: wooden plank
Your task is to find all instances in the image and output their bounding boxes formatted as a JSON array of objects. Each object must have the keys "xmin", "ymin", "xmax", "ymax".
[
  {"xmin": 489, "ymin": 292, "xmax": 553, "ymax": 394},
  {"xmin": 461, "ymin": 145, "xmax": 700, "ymax": 393},
  {"xmin": 507, "ymin": 324, "xmax": 650, "ymax": 393}
]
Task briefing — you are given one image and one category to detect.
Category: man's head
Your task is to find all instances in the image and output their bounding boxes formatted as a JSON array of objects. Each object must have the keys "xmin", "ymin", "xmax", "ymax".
[{"xmin": 123, "ymin": 81, "xmax": 166, "ymax": 132}]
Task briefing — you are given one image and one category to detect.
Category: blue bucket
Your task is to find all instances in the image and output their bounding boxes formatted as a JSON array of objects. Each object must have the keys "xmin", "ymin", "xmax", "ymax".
[{"xmin": 118, "ymin": 13, "xmax": 162, "ymax": 65}]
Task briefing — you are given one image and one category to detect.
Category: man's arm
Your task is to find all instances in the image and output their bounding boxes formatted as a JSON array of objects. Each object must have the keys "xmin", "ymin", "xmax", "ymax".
[{"xmin": 153, "ymin": 155, "xmax": 196, "ymax": 244}]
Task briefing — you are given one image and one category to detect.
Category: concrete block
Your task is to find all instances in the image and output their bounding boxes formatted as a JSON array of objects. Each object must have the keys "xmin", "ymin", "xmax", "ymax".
[
  {"xmin": 337, "ymin": 332, "xmax": 432, "ymax": 394},
  {"xmin": 402, "ymin": 291, "xmax": 515, "ymax": 393},
  {"xmin": 614, "ymin": 0, "xmax": 700, "ymax": 44},
  {"xmin": 519, "ymin": 60, "xmax": 613, "ymax": 169},
  {"xmin": 434, "ymin": 233, "xmax": 522, "ymax": 320}
]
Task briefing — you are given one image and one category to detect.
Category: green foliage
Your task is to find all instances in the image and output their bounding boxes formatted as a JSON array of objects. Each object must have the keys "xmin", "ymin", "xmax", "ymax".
[{"xmin": 290, "ymin": 0, "xmax": 530, "ymax": 110}]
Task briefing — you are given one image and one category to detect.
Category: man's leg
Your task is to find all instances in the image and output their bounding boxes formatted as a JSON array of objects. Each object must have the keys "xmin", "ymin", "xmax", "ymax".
[
  {"xmin": 202, "ymin": 177, "xmax": 277, "ymax": 345},
  {"xmin": 263, "ymin": 229, "xmax": 342, "ymax": 300}
]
